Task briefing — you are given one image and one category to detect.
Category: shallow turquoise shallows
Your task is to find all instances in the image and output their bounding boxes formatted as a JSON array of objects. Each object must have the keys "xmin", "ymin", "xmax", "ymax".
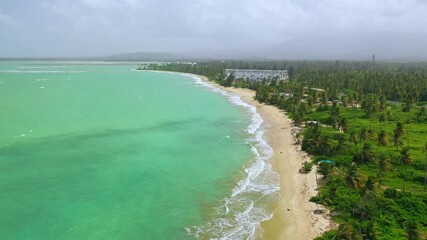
[{"xmin": 0, "ymin": 62, "xmax": 253, "ymax": 240}]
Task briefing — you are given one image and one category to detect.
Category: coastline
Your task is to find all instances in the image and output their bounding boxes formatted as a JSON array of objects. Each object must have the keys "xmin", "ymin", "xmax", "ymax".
[
  {"xmin": 222, "ymin": 87, "xmax": 334, "ymax": 239},
  {"xmin": 195, "ymin": 75, "xmax": 335, "ymax": 239},
  {"xmin": 141, "ymin": 70, "xmax": 335, "ymax": 239}
]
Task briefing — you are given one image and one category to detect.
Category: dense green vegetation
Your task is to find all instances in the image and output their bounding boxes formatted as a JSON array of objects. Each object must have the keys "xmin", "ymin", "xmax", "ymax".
[{"xmin": 139, "ymin": 61, "xmax": 427, "ymax": 239}]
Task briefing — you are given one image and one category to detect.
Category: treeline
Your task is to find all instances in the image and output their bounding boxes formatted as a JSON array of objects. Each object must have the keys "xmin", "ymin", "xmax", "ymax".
[
  {"xmin": 140, "ymin": 60, "xmax": 427, "ymax": 239},
  {"xmin": 246, "ymin": 68, "xmax": 427, "ymax": 239},
  {"xmin": 255, "ymin": 82, "xmax": 427, "ymax": 239},
  {"xmin": 139, "ymin": 60, "xmax": 427, "ymax": 103}
]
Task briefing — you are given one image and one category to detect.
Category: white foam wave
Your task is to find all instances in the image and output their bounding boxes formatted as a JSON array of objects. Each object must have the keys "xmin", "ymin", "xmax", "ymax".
[
  {"xmin": 18, "ymin": 66, "xmax": 69, "ymax": 69},
  {"xmin": 13, "ymin": 129, "xmax": 34, "ymax": 138},
  {"xmin": 0, "ymin": 70, "xmax": 85, "ymax": 74},
  {"xmin": 13, "ymin": 133, "xmax": 26, "ymax": 138},
  {"xmin": 182, "ymin": 73, "xmax": 280, "ymax": 240}
]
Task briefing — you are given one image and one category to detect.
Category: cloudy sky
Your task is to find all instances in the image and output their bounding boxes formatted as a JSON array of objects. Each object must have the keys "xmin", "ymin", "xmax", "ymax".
[{"xmin": 1, "ymin": 0, "xmax": 427, "ymax": 59}]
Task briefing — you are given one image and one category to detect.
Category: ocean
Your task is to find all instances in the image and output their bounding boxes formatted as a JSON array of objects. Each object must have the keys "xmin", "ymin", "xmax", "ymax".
[{"xmin": 0, "ymin": 62, "xmax": 279, "ymax": 240}]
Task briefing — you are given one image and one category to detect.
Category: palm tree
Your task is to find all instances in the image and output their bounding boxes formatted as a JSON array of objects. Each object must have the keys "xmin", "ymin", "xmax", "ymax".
[
  {"xmin": 402, "ymin": 98, "xmax": 412, "ymax": 112},
  {"xmin": 311, "ymin": 90, "xmax": 318, "ymax": 104},
  {"xmin": 403, "ymin": 221, "xmax": 420, "ymax": 240},
  {"xmin": 335, "ymin": 136, "xmax": 348, "ymax": 154},
  {"xmin": 224, "ymin": 72, "xmax": 235, "ymax": 87},
  {"xmin": 400, "ymin": 147, "xmax": 413, "ymax": 166},
  {"xmin": 362, "ymin": 176, "xmax": 380, "ymax": 196},
  {"xmin": 352, "ymin": 92, "xmax": 358, "ymax": 107},
  {"xmin": 349, "ymin": 131, "xmax": 358, "ymax": 151},
  {"xmin": 394, "ymin": 122, "xmax": 405, "ymax": 138},
  {"xmin": 417, "ymin": 106, "xmax": 426, "ymax": 117},
  {"xmin": 386, "ymin": 109, "xmax": 393, "ymax": 121},
  {"xmin": 330, "ymin": 105, "xmax": 340, "ymax": 129},
  {"xmin": 307, "ymin": 95, "xmax": 314, "ymax": 109},
  {"xmin": 359, "ymin": 127, "xmax": 369, "ymax": 142},
  {"xmin": 335, "ymin": 224, "xmax": 360, "ymax": 239},
  {"xmin": 320, "ymin": 92, "xmax": 328, "ymax": 107},
  {"xmin": 367, "ymin": 130, "xmax": 375, "ymax": 141},
  {"xmin": 353, "ymin": 143, "xmax": 375, "ymax": 164},
  {"xmin": 363, "ymin": 143, "xmax": 375, "ymax": 162},
  {"xmin": 318, "ymin": 136, "xmax": 332, "ymax": 155},
  {"xmin": 379, "ymin": 156, "xmax": 391, "ymax": 178},
  {"xmin": 292, "ymin": 108, "xmax": 305, "ymax": 126},
  {"xmin": 348, "ymin": 96, "xmax": 354, "ymax": 108},
  {"xmin": 393, "ymin": 133, "xmax": 403, "ymax": 150},
  {"xmin": 341, "ymin": 95, "xmax": 348, "ymax": 107},
  {"xmin": 379, "ymin": 95, "xmax": 387, "ymax": 110},
  {"xmin": 378, "ymin": 113, "xmax": 386, "ymax": 131},
  {"xmin": 346, "ymin": 166, "xmax": 365, "ymax": 189},
  {"xmin": 366, "ymin": 220, "xmax": 380, "ymax": 240},
  {"xmin": 377, "ymin": 130, "xmax": 388, "ymax": 146},
  {"xmin": 338, "ymin": 117, "xmax": 348, "ymax": 133},
  {"xmin": 331, "ymin": 104, "xmax": 340, "ymax": 118},
  {"xmin": 331, "ymin": 166, "xmax": 347, "ymax": 178}
]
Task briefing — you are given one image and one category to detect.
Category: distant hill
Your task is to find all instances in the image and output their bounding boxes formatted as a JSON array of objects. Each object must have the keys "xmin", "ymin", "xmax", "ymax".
[
  {"xmin": 0, "ymin": 52, "xmax": 189, "ymax": 62},
  {"xmin": 2, "ymin": 31, "xmax": 427, "ymax": 62},
  {"xmin": 104, "ymin": 52, "xmax": 184, "ymax": 61},
  {"xmin": 176, "ymin": 31, "xmax": 427, "ymax": 61}
]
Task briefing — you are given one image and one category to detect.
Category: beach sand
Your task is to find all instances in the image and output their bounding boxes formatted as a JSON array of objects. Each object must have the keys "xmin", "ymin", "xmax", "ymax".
[
  {"xmin": 197, "ymin": 76, "xmax": 335, "ymax": 240},
  {"xmin": 226, "ymin": 87, "xmax": 335, "ymax": 240},
  {"xmin": 147, "ymin": 70, "xmax": 335, "ymax": 239}
]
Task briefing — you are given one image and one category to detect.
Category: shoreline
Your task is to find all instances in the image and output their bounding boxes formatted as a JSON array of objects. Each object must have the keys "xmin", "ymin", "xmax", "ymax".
[
  {"xmin": 223, "ymin": 87, "xmax": 335, "ymax": 239},
  {"xmin": 194, "ymin": 75, "xmax": 335, "ymax": 239},
  {"xmin": 141, "ymin": 70, "xmax": 335, "ymax": 239}
]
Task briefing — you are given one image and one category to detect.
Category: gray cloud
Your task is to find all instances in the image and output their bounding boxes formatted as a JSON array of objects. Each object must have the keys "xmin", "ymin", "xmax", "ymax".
[
  {"xmin": 0, "ymin": 9, "xmax": 22, "ymax": 28},
  {"xmin": 1, "ymin": 0, "xmax": 427, "ymax": 59}
]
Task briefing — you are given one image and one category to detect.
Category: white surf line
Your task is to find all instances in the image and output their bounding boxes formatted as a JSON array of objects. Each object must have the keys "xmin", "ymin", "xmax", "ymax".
[
  {"xmin": 182, "ymin": 73, "xmax": 280, "ymax": 240},
  {"xmin": 136, "ymin": 70, "xmax": 281, "ymax": 239},
  {"xmin": 0, "ymin": 70, "xmax": 85, "ymax": 73}
]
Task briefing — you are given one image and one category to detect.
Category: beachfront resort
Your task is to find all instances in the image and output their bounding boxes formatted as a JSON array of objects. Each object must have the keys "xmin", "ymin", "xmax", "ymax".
[{"xmin": 224, "ymin": 69, "xmax": 289, "ymax": 81}]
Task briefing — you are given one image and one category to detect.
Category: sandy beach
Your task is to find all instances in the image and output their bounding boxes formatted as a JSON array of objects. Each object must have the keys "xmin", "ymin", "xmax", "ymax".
[{"xmin": 197, "ymin": 76, "xmax": 335, "ymax": 240}]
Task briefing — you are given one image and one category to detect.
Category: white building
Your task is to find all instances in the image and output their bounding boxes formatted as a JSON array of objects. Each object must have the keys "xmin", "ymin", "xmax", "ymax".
[{"xmin": 224, "ymin": 69, "xmax": 288, "ymax": 81}]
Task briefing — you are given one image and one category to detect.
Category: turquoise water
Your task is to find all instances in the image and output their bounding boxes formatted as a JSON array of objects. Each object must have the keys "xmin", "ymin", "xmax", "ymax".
[{"xmin": 0, "ymin": 62, "xmax": 262, "ymax": 239}]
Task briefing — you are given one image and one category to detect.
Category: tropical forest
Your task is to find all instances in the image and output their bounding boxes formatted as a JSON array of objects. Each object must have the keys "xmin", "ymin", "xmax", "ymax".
[{"xmin": 139, "ymin": 60, "xmax": 427, "ymax": 239}]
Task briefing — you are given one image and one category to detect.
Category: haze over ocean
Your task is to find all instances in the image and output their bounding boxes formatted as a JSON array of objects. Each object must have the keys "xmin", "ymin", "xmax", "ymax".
[{"xmin": 0, "ymin": 62, "xmax": 279, "ymax": 239}]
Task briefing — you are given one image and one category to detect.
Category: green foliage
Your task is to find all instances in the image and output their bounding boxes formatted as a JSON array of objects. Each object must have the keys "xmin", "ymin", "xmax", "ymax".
[
  {"xmin": 319, "ymin": 162, "xmax": 334, "ymax": 179},
  {"xmin": 301, "ymin": 161, "xmax": 314, "ymax": 173},
  {"xmin": 223, "ymin": 72, "xmax": 235, "ymax": 87},
  {"xmin": 377, "ymin": 130, "xmax": 389, "ymax": 146},
  {"xmin": 400, "ymin": 147, "xmax": 413, "ymax": 166},
  {"xmin": 379, "ymin": 155, "xmax": 391, "ymax": 178},
  {"xmin": 140, "ymin": 60, "xmax": 427, "ymax": 239},
  {"xmin": 345, "ymin": 166, "xmax": 365, "ymax": 189}
]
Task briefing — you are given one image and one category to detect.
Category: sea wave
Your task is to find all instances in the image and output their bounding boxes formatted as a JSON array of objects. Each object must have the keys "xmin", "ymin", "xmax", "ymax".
[
  {"xmin": 184, "ymin": 74, "xmax": 280, "ymax": 240},
  {"xmin": 17, "ymin": 66, "xmax": 70, "ymax": 69},
  {"xmin": 0, "ymin": 70, "xmax": 85, "ymax": 74}
]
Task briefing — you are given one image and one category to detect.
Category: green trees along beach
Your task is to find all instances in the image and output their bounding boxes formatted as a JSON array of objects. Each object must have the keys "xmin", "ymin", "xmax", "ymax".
[{"xmin": 143, "ymin": 60, "xmax": 427, "ymax": 239}]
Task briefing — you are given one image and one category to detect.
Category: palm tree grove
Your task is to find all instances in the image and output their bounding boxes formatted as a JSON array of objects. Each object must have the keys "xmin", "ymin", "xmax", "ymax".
[{"xmin": 141, "ymin": 60, "xmax": 427, "ymax": 239}]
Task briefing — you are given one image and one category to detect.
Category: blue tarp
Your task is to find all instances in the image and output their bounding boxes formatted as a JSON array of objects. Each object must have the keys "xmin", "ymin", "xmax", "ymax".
[{"xmin": 318, "ymin": 160, "xmax": 336, "ymax": 164}]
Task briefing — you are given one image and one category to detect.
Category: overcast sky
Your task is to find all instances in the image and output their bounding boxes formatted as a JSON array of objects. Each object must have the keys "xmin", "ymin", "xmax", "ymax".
[{"xmin": 1, "ymin": 0, "xmax": 427, "ymax": 58}]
